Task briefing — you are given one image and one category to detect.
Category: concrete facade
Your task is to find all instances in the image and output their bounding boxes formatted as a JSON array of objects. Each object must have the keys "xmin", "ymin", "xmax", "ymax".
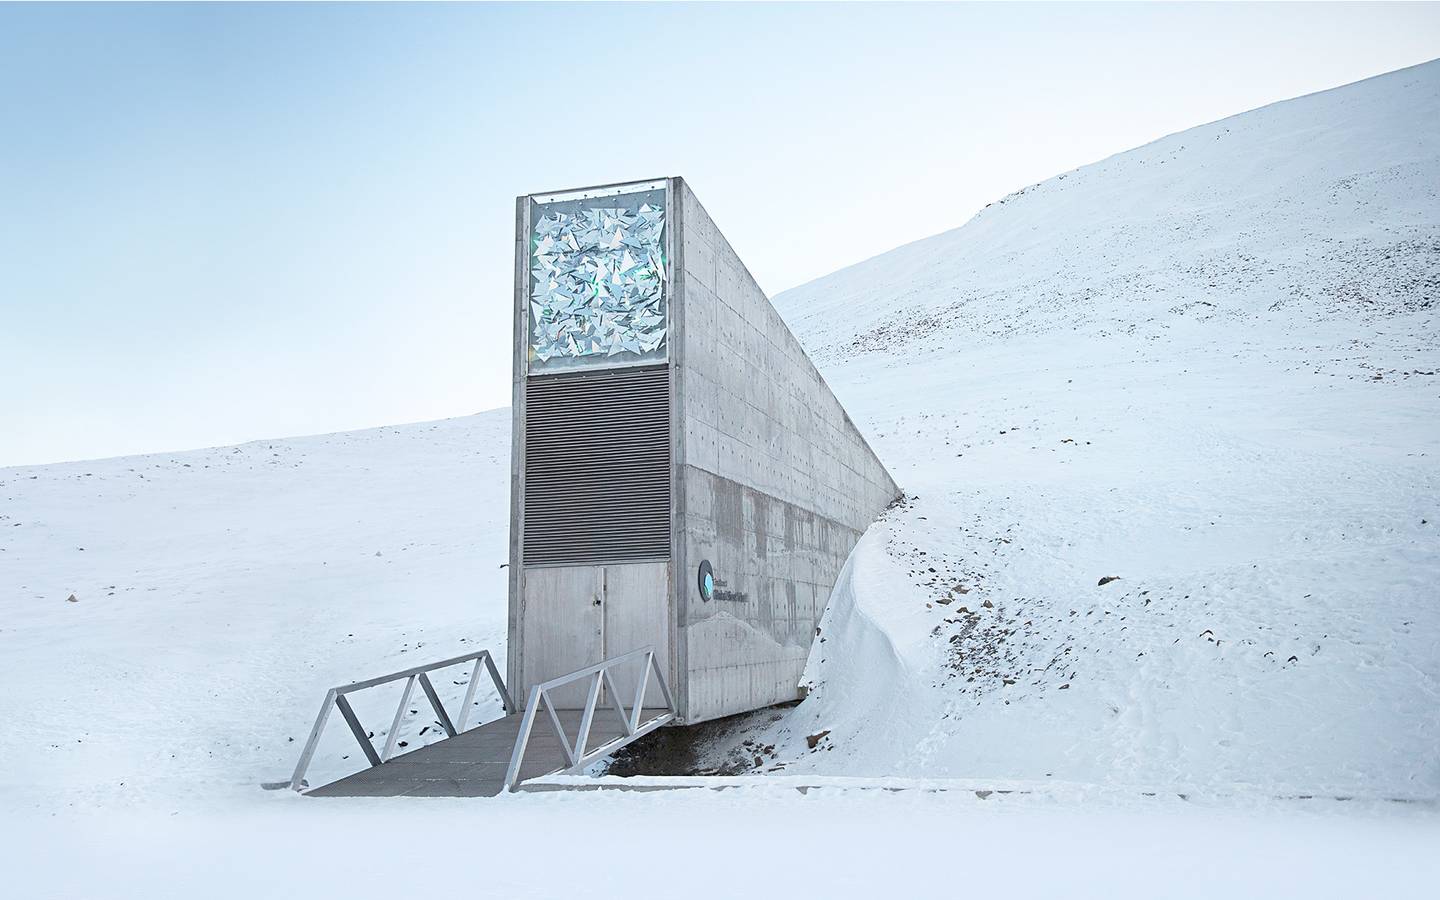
[
  {"xmin": 508, "ymin": 177, "xmax": 899, "ymax": 725},
  {"xmin": 670, "ymin": 179, "xmax": 900, "ymax": 722}
]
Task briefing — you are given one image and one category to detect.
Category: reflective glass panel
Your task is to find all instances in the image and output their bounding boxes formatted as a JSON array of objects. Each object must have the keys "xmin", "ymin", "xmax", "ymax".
[{"xmin": 528, "ymin": 185, "xmax": 667, "ymax": 371}]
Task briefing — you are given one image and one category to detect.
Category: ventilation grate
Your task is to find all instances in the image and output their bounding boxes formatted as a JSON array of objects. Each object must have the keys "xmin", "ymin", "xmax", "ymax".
[{"xmin": 523, "ymin": 364, "xmax": 671, "ymax": 566}]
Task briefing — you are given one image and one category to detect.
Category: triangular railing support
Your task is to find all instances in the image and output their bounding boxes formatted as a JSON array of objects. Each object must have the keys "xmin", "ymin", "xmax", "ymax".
[
  {"xmin": 503, "ymin": 646, "xmax": 676, "ymax": 791},
  {"xmin": 290, "ymin": 648, "xmax": 513, "ymax": 792}
]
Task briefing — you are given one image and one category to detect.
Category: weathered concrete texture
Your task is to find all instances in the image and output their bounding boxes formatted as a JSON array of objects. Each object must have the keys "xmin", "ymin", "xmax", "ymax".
[
  {"xmin": 680, "ymin": 467, "xmax": 857, "ymax": 710},
  {"xmin": 674, "ymin": 179, "xmax": 900, "ymax": 723}
]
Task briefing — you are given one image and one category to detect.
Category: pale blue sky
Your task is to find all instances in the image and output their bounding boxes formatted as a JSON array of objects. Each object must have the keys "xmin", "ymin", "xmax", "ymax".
[{"xmin": 3, "ymin": 2, "xmax": 1438, "ymax": 466}]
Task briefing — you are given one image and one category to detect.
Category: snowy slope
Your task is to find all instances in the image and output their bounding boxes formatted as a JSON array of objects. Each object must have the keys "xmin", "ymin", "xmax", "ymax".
[
  {"xmin": 0, "ymin": 413, "xmax": 513, "ymax": 808},
  {"xmin": 780, "ymin": 60, "xmax": 1439, "ymax": 353},
  {"xmin": 685, "ymin": 60, "xmax": 1440, "ymax": 799}
]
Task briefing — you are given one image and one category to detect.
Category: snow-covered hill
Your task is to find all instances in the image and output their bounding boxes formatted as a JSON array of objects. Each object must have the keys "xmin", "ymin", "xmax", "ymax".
[
  {"xmin": 780, "ymin": 59, "xmax": 1439, "ymax": 355},
  {"xmin": 2, "ymin": 59, "xmax": 1439, "ymax": 899},
  {"xmin": 687, "ymin": 59, "xmax": 1440, "ymax": 799},
  {"xmin": 0, "ymin": 414, "xmax": 514, "ymax": 807}
]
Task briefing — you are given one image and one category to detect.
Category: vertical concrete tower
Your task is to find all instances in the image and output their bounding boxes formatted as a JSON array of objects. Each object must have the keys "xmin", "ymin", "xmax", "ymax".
[{"xmin": 509, "ymin": 177, "xmax": 898, "ymax": 724}]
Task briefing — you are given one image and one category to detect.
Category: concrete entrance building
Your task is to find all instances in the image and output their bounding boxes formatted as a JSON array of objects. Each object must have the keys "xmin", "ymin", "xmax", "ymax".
[
  {"xmin": 295, "ymin": 177, "xmax": 899, "ymax": 797},
  {"xmin": 508, "ymin": 177, "xmax": 899, "ymax": 725}
]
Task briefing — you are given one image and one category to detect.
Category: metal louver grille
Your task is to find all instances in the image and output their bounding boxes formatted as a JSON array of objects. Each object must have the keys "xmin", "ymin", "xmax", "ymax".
[{"xmin": 523, "ymin": 364, "xmax": 671, "ymax": 566}]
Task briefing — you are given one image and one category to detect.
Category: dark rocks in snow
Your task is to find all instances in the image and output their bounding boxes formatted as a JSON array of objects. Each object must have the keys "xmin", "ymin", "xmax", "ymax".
[
  {"xmin": 806, "ymin": 729, "xmax": 831, "ymax": 750},
  {"xmin": 66, "ymin": 594, "xmax": 78, "ymax": 603},
  {"xmin": 1097, "ymin": 576, "xmax": 1121, "ymax": 586}
]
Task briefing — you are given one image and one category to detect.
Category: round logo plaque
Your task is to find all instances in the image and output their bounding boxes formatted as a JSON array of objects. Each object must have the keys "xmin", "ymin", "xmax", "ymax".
[{"xmin": 697, "ymin": 560, "xmax": 715, "ymax": 602}]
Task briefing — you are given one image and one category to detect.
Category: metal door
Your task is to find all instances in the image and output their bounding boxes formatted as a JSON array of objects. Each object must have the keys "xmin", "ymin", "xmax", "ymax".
[
  {"xmin": 521, "ymin": 566, "xmax": 603, "ymax": 708},
  {"xmin": 601, "ymin": 561, "xmax": 670, "ymax": 710},
  {"xmin": 521, "ymin": 562, "xmax": 669, "ymax": 710}
]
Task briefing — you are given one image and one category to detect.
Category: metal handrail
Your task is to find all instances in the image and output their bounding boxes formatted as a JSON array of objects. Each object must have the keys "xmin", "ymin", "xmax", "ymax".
[
  {"xmin": 503, "ymin": 646, "xmax": 675, "ymax": 791},
  {"xmin": 289, "ymin": 648, "xmax": 512, "ymax": 791}
]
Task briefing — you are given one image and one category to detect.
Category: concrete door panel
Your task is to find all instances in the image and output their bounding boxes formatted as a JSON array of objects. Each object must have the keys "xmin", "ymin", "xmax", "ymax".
[
  {"xmin": 521, "ymin": 566, "xmax": 603, "ymax": 709},
  {"xmin": 601, "ymin": 561, "xmax": 671, "ymax": 709}
]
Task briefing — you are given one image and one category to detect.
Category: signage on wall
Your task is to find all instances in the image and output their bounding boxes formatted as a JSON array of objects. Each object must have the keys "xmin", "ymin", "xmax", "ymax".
[{"xmin": 697, "ymin": 560, "xmax": 747, "ymax": 603}]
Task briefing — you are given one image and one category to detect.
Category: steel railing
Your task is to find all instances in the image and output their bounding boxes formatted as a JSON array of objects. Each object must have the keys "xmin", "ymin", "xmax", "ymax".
[
  {"xmin": 503, "ymin": 646, "xmax": 675, "ymax": 791},
  {"xmin": 289, "ymin": 648, "xmax": 512, "ymax": 791}
]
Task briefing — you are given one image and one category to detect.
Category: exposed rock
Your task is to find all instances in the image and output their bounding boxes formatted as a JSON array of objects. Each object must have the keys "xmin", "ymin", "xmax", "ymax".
[{"xmin": 1097, "ymin": 576, "xmax": 1121, "ymax": 586}]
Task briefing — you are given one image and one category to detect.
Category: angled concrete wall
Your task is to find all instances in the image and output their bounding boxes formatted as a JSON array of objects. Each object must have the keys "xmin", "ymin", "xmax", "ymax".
[{"xmin": 672, "ymin": 178, "xmax": 900, "ymax": 723}]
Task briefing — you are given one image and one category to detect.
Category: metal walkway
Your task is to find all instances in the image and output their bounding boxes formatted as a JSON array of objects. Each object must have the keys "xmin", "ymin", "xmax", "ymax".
[
  {"xmin": 307, "ymin": 707, "xmax": 668, "ymax": 797},
  {"xmin": 292, "ymin": 646, "xmax": 675, "ymax": 797}
]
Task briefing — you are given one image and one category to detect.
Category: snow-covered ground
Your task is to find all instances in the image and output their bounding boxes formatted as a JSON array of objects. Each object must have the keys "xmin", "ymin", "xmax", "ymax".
[
  {"xmin": 9, "ymin": 789, "xmax": 1440, "ymax": 900},
  {"xmin": 0, "ymin": 414, "xmax": 515, "ymax": 810},
  {"xmin": 691, "ymin": 58, "xmax": 1440, "ymax": 803},
  {"xmin": 4, "ymin": 61, "xmax": 1439, "ymax": 897}
]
